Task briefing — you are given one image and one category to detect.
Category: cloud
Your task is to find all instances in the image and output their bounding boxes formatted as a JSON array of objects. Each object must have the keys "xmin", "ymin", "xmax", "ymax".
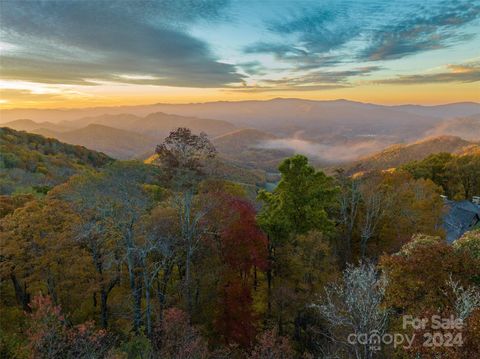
[
  {"xmin": 376, "ymin": 61, "xmax": 480, "ymax": 84},
  {"xmin": 244, "ymin": 42, "xmax": 341, "ymax": 71},
  {"xmin": 361, "ymin": 0, "xmax": 480, "ymax": 61},
  {"xmin": 269, "ymin": 66, "xmax": 382, "ymax": 85},
  {"xmin": 267, "ymin": 5, "xmax": 361, "ymax": 54},
  {"xmin": 236, "ymin": 61, "xmax": 268, "ymax": 76},
  {"xmin": 242, "ymin": 1, "xmax": 380, "ymax": 68},
  {"xmin": 258, "ymin": 137, "xmax": 389, "ymax": 163},
  {"xmin": 245, "ymin": 0, "xmax": 479, "ymax": 67},
  {"xmin": 229, "ymin": 65, "xmax": 380, "ymax": 93},
  {"xmin": 0, "ymin": 89, "xmax": 66, "ymax": 102},
  {"xmin": 227, "ymin": 84, "xmax": 348, "ymax": 93},
  {"xmin": 244, "ymin": 43, "xmax": 308, "ymax": 58},
  {"xmin": 0, "ymin": 0, "xmax": 242, "ymax": 87}
]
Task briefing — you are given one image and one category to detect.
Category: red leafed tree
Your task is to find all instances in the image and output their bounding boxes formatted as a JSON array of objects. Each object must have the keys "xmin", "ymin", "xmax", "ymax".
[
  {"xmin": 213, "ymin": 195, "xmax": 268, "ymax": 348},
  {"xmin": 219, "ymin": 197, "xmax": 268, "ymax": 277},
  {"xmin": 215, "ymin": 279, "xmax": 257, "ymax": 349}
]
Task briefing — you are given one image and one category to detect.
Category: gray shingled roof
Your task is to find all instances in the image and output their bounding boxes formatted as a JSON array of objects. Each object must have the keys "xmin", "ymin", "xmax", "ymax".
[{"xmin": 443, "ymin": 200, "xmax": 480, "ymax": 243}]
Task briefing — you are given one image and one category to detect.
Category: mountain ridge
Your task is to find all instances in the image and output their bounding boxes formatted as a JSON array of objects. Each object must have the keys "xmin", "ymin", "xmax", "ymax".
[
  {"xmin": 343, "ymin": 135, "xmax": 479, "ymax": 175},
  {"xmin": 2, "ymin": 99, "xmax": 478, "ymax": 124}
]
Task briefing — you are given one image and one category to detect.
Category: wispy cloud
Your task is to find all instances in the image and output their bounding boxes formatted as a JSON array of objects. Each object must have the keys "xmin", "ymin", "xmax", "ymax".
[
  {"xmin": 268, "ymin": 66, "xmax": 382, "ymax": 85},
  {"xmin": 244, "ymin": 0, "xmax": 479, "ymax": 65},
  {"xmin": 243, "ymin": 42, "xmax": 341, "ymax": 71},
  {"xmin": 360, "ymin": 0, "xmax": 480, "ymax": 61},
  {"xmin": 376, "ymin": 61, "xmax": 480, "ymax": 84},
  {"xmin": 236, "ymin": 61, "xmax": 269, "ymax": 76},
  {"xmin": 267, "ymin": 4, "xmax": 363, "ymax": 54},
  {"xmin": 227, "ymin": 84, "xmax": 348, "ymax": 93},
  {"xmin": 0, "ymin": 0, "xmax": 242, "ymax": 87},
  {"xmin": 242, "ymin": 3, "xmax": 357, "ymax": 69},
  {"xmin": 0, "ymin": 0, "xmax": 478, "ymax": 100},
  {"xmin": 229, "ymin": 66, "xmax": 380, "ymax": 93},
  {"xmin": 241, "ymin": 1, "xmax": 371, "ymax": 69},
  {"xmin": 0, "ymin": 89, "xmax": 66, "ymax": 103}
]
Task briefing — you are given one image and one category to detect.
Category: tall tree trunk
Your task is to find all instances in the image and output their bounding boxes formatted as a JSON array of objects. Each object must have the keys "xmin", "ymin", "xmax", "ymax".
[
  {"xmin": 183, "ymin": 189, "xmax": 194, "ymax": 315},
  {"xmin": 46, "ymin": 274, "xmax": 58, "ymax": 304},
  {"xmin": 144, "ymin": 273, "xmax": 152, "ymax": 337},
  {"xmin": 126, "ymin": 249, "xmax": 142, "ymax": 333},
  {"xmin": 266, "ymin": 236, "xmax": 273, "ymax": 316},
  {"xmin": 185, "ymin": 245, "xmax": 192, "ymax": 315},
  {"xmin": 360, "ymin": 235, "xmax": 369, "ymax": 260},
  {"xmin": 134, "ymin": 275, "xmax": 143, "ymax": 333},
  {"xmin": 100, "ymin": 289, "xmax": 108, "ymax": 329},
  {"xmin": 10, "ymin": 273, "xmax": 30, "ymax": 312},
  {"xmin": 343, "ymin": 232, "xmax": 352, "ymax": 267},
  {"xmin": 156, "ymin": 263, "xmax": 173, "ymax": 323}
]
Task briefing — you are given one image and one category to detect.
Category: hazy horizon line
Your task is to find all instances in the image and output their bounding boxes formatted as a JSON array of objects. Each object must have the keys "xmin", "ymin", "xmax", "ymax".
[{"xmin": 1, "ymin": 97, "xmax": 479, "ymax": 112}]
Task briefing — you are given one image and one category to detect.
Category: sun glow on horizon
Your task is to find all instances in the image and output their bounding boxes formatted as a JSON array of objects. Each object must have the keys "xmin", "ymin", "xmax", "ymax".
[{"xmin": 0, "ymin": 1, "xmax": 479, "ymax": 109}]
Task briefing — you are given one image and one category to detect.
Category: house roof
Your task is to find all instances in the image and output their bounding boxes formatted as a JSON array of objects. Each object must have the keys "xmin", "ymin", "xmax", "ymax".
[{"xmin": 444, "ymin": 200, "xmax": 480, "ymax": 243}]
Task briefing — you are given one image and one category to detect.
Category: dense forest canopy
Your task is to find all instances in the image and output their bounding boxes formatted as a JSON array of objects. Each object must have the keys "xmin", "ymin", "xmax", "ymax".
[
  {"xmin": 0, "ymin": 127, "xmax": 112, "ymax": 195},
  {"xmin": 0, "ymin": 127, "xmax": 479, "ymax": 359}
]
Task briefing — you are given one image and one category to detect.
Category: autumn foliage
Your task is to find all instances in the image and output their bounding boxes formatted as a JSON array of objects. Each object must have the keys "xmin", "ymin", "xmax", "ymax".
[
  {"xmin": 1, "ymin": 128, "xmax": 479, "ymax": 358},
  {"xmin": 26, "ymin": 294, "xmax": 112, "ymax": 359},
  {"xmin": 153, "ymin": 308, "xmax": 208, "ymax": 359},
  {"xmin": 213, "ymin": 195, "xmax": 268, "ymax": 348}
]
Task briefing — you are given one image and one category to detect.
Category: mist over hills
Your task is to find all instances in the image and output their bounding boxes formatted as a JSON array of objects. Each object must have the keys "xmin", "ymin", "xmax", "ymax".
[
  {"xmin": 425, "ymin": 115, "xmax": 480, "ymax": 142},
  {"xmin": 2, "ymin": 119, "xmax": 74, "ymax": 133},
  {"xmin": 343, "ymin": 135, "xmax": 480, "ymax": 175},
  {"xmin": 212, "ymin": 128, "xmax": 293, "ymax": 171},
  {"xmin": 2, "ymin": 99, "xmax": 479, "ymax": 165}
]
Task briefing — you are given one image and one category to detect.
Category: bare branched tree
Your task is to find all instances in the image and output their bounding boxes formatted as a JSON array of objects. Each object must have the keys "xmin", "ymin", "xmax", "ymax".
[
  {"xmin": 447, "ymin": 276, "xmax": 480, "ymax": 322},
  {"xmin": 336, "ymin": 170, "xmax": 361, "ymax": 265},
  {"xmin": 314, "ymin": 262, "xmax": 389, "ymax": 359},
  {"xmin": 136, "ymin": 226, "xmax": 176, "ymax": 337},
  {"xmin": 358, "ymin": 176, "xmax": 393, "ymax": 259},
  {"xmin": 155, "ymin": 128, "xmax": 216, "ymax": 315},
  {"xmin": 55, "ymin": 162, "xmax": 155, "ymax": 332}
]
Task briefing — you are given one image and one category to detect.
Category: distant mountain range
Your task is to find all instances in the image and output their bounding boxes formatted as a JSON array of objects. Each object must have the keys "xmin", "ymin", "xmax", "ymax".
[
  {"xmin": 2, "ymin": 98, "xmax": 478, "ymax": 127},
  {"xmin": 2, "ymin": 99, "xmax": 479, "ymax": 164},
  {"xmin": 67, "ymin": 112, "xmax": 236, "ymax": 137},
  {"xmin": 3, "ymin": 112, "xmax": 236, "ymax": 159}
]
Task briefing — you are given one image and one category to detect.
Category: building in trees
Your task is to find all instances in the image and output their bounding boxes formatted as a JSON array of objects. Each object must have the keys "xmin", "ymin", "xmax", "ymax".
[{"xmin": 444, "ymin": 199, "xmax": 480, "ymax": 242}]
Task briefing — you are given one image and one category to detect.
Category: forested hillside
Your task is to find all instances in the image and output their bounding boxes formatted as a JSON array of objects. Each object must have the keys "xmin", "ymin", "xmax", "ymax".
[
  {"xmin": 0, "ymin": 127, "xmax": 112, "ymax": 195},
  {"xmin": 212, "ymin": 128, "xmax": 293, "ymax": 170},
  {"xmin": 1, "ymin": 127, "xmax": 479, "ymax": 358},
  {"xmin": 42, "ymin": 124, "xmax": 159, "ymax": 160},
  {"xmin": 344, "ymin": 135, "xmax": 479, "ymax": 175}
]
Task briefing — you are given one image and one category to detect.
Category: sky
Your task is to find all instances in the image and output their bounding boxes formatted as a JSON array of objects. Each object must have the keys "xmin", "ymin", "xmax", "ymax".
[{"xmin": 0, "ymin": 0, "xmax": 479, "ymax": 109}]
